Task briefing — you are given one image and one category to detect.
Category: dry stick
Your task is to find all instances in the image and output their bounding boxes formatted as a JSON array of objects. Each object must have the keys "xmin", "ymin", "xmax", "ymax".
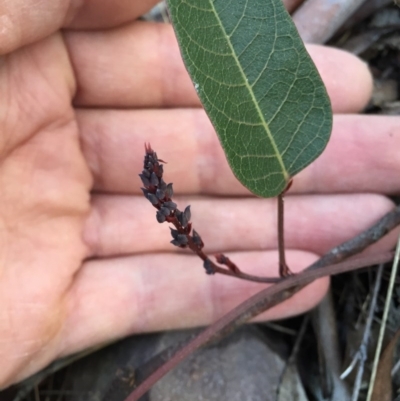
[
  {"xmin": 288, "ymin": 314, "xmax": 310, "ymax": 365},
  {"xmin": 123, "ymin": 205, "xmax": 400, "ymax": 401},
  {"xmin": 345, "ymin": 263, "xmax": 385, "ymax": 401},
  {"xmin": 310, "ymin": 204, "xmax": 400, "ymax": 269},
  {"xmin": 392, "ymin": 358, "xmax": 400, "ymax": 377},
  {"xmin": 292, "ymin": 0, "xmax": 368, "ymax": 43},
  {"xmin": 125, "ymin": 253, "xmax": 393, "ymax": 401},
  {"xmin": 312, "ymin": 290, "xmax": 350, "ymax": 400},
  {"xmin": 279, "ymin": 314, "xmax": 310, "ymax": 379},
  {"xmin": 276, "ymin": 315, "xmax": 310, "ymax": 398},
  {"xmin": 366, "ymin": 235, "xmax": 400, "ymax": 401}
]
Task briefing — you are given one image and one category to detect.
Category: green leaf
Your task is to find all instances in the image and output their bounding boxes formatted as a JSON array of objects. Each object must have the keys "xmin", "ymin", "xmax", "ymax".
[{"xmin": 167, "ymin": 0, "xmax": 332, "ymax": 197}]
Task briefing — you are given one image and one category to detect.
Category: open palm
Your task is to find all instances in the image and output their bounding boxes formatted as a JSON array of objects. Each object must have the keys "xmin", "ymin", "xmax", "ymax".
[{"xmin": 1, "ymin": 0, "xmax": 399, "ymax": 389}]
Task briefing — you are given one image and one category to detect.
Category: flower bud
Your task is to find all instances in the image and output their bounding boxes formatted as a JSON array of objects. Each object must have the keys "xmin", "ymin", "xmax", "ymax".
[
  {"xmin": 192, "ymin": 230, "xmax": 204, "ymax": 248},
  {"xmin": 156, "ymin": 188, "xmax": 165, "ymax": 200},
  {"xmin": 216, "ymin": 254, "xmax": 228, "ymax": 264},
  {"xmin": 183, "ymin": 205, "xmax": 191, "ymax": 223},
  {"xmin": 159, "ymin": 179, "xmax": 167, "ymax": 191},
  {"xmin": 177, "ymin": 234, "xmax": 188, "ymax": 245},
  {"xmin": 170, "ymin": 228, "xmax": 180, "ymax": 240},
  {"xmin": 165, "ymin": 183, "xmax": 174, "ymax": 198},
  {"xmin": 150, "ymin": 172, "xmax": 159, "ymax": 186},
  {"xmin": 164, "ymin": 201, "xmax": 177, "ymax": 211},
  {"xmin": 170, "ymin": 234, "xmax": 188, "ymax": 247},
  {"xmin": 139, "ymin": 173, "xmax": 150, "ymax": 187},
  {"xmin": 160, "ymin": 207, "xmax": 170, "ymax": 216},
  {"xmin": 203, "ymin": 259, "xmax": 215, "ymax": 275},
  {"xmin": 147, "ymin": 193, "xmax": 159, "ymax": 205},
  {"xmin": 178, "ymin": 206, "xmax": 191, "ymax": 228},
  {"xmin": 156, "ymin": 211, "xmax": 166, "ymax": 223}
]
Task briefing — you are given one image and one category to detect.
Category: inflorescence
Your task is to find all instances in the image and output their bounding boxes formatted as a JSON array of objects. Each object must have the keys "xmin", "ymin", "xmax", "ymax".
[
  {"xmin": 140, "ymin": 144, "xmax": 213, "ymax": 273},
  {"xmin": 139, "ymin": 144, "xmax": 280, "ymax": 284}
]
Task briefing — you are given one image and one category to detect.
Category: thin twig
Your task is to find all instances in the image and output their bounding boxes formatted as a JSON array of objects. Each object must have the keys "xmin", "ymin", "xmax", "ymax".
[
  {"xmin": 277, "ymin": 314, "xmax": 310, "ymax": 398},
  {"xmin": 340, "ymin": 265, "xmax": 383, "ymax": 380},
  {"xmin": 121, "ymin": 204, "xmax": 400, "ymax": 401},
  {"xmin": 313, "ymin": 290, "xmax": 350, "ymax": 400},
  {"xmin": 286, "ymin": 315, "xmax": 310, "ymax": 367},
  {"xmin": 342, "ymin": 263, "xmax": 384, "ymax": 401},
  {"xmin": 123, "ymin": 252, "xmax": 393, "ymax": 401},
  {"xmin": 392, "ymin": 358, "xmax": 400, "ymax": 377},
  {"xmin": 355, "ymin": 293, "xmax": 371, "ymax": 330},
  {"xmin": 366, "ymin": 235, "xmax": 400, "ymax": 401},
  {"xmin": 309, "ymin": 204, "xmax": 400, "ymax": 269}
]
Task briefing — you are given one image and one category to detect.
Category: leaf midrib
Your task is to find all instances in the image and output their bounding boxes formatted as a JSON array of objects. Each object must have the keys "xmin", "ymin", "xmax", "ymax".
[{"xmin": 209, "ymin": 0, "xmax": 289, "ymax": 180}]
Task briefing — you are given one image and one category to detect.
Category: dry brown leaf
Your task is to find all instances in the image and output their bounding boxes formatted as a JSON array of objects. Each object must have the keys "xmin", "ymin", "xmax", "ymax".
[{"xmin": 371, "ymin": 328, "xmax": 400, "ymax": 401}]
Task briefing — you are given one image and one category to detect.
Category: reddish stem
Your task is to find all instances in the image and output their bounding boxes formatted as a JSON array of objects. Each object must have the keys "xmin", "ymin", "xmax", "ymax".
[{"xmin": 125, "ymin": 251, "xmax": 394, "ymax": 401}]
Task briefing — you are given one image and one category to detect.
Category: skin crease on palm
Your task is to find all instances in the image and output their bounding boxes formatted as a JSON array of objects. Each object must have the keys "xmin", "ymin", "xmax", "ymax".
[{"xmin": 0, "ymin": 0, "xmax": 399, "ymax": 389}]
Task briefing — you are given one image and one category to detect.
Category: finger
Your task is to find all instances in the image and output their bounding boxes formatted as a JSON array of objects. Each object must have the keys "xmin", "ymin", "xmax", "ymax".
[
  {"xmin": 0, "ymin": 0, "xmax": 159, "ymax": 56},
  {"xmin": 293, "ymin": 114, "xmax": 400, "ymax": 194},
  {"xmin": 307, "ymin": 45, "xmax": 372, "ymax": 113},
  {"xmin": 60, "ymin": 251, "xmax": 329, "ymax": 355},
  {"xmin": 67, "ymin": 0, "xmax": 313, "ymax": 51},
  {"xmin": 66, "ymin": 22, "xmax": 372, "ymax": 112},
  {"xmin": 0, "ymin": 32, "xmax": 78, "ymax": 154},
  {"xmin": 65, "ymin": 0, "xmax": 160, "ymax": 29},
  {"xmin": 78, "ymin": 109, "xmax": 400, "ymax": 195},
  {"xmin": 84, "ymin": 193, "xmax": 395, "ymax": 258}
]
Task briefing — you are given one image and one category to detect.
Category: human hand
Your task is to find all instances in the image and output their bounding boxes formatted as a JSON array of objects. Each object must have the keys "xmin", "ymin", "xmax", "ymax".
[{"xmin": 1, "ymin": 0, "xmax": 399, "ymax": 389}]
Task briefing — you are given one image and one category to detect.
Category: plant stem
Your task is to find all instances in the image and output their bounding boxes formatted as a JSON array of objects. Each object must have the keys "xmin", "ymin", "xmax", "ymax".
[
  {"xmin": 171, "ymin": 215, "xmax": 281, "ymax": 284},
  {"xmin": 278, "ymin": 192, "xmax": 292, "ymax": 277},
  {"xmin": 124, "ymin": 252, "xmax": 394, "ymax": 401},
  {"xmin": 121, "ymin": 204, "xmax": 400, "ymax": 401}
]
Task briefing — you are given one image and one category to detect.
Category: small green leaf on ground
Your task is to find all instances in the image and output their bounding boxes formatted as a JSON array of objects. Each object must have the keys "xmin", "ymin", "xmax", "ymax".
[{"xmin": 167, "ymin": 0, "xmax": 332, "ymax": 197}]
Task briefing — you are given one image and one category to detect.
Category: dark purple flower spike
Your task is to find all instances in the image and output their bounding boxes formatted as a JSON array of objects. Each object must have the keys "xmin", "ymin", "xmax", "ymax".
[{"xmin": 139, "ymin": 144, "xmax": 279, "ymax": 284}]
